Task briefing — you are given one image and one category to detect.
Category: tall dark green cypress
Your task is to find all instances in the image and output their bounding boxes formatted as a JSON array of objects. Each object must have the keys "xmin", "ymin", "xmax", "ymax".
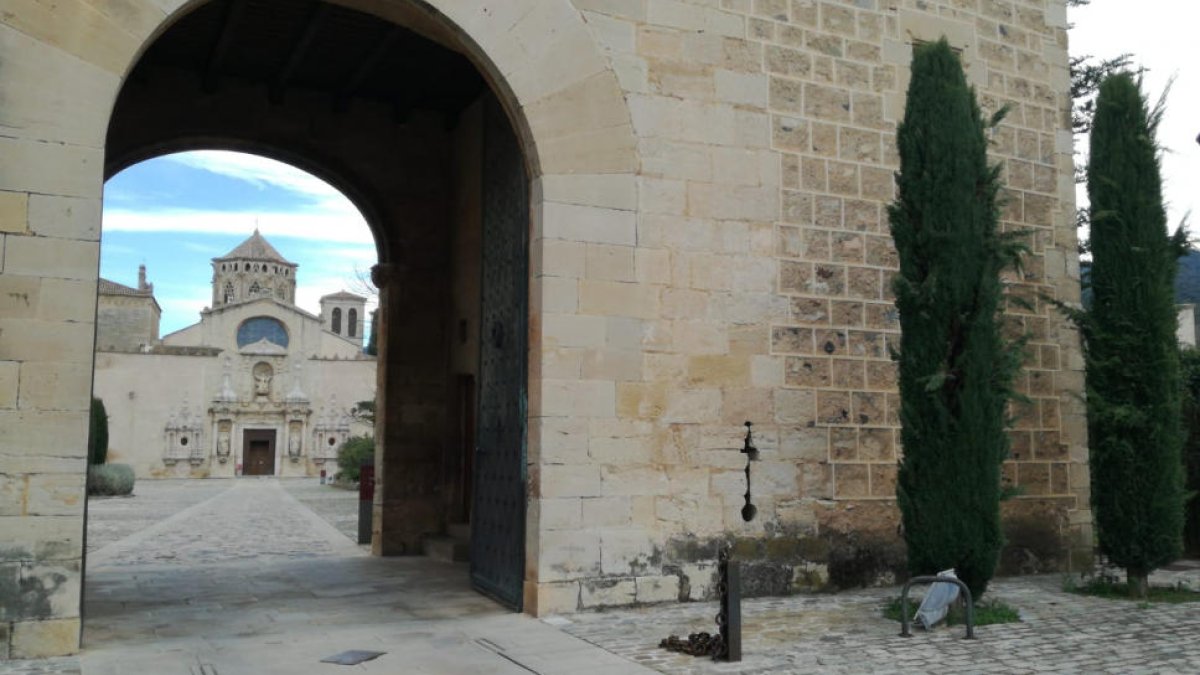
[
  {"xmin": 1084, "ymin": 73, "xmax": 1184, "ymax": 597},
  {"xmin": 88, "ymin": 397, "xmax": 109, "ymax": 465},
  {"xmin": 890, "ymin": 40, "xmax": 1022, "ymax": 598}
]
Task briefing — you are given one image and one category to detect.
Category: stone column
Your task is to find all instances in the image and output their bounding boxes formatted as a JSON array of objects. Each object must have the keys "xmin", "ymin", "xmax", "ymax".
[{"xmin": 370, "ymin": 262, "xmax": 444, "ymax": 555}]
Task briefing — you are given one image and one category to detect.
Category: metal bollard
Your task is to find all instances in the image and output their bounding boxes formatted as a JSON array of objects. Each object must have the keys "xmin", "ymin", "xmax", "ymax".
[
  {"xmin": 357, "ymin": 460, "xmax": 374, "ymax": 545},
  {"xmin": 898, "ymin": 575, "xmax": 975, "ymax": 639},
  {"xmin": 718, "ymin": 547, "xmax": 742, "ymax": 661}
]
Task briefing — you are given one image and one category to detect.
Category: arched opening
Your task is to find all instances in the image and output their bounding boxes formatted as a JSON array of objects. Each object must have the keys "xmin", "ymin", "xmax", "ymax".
[{"xmin": 87, "ymin": 0, "xmax": 535, "ymax": 653}]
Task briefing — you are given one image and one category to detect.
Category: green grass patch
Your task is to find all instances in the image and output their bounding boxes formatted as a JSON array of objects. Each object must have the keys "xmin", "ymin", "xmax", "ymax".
[
  {"xmin": 882, "ymin": 596, "xmax": 1021, "ymax": 627},
  {"xmin": 1064, "ymin": 575, "xmax": 1200, "ymax": 603}
]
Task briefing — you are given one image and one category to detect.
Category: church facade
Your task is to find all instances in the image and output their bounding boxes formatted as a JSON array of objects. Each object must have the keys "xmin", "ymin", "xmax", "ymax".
[{"xmin": 93, "ymin": 232, "xmax": 375, "ymax": 479}]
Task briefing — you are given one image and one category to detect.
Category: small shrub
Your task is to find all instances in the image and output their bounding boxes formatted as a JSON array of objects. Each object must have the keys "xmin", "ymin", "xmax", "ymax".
[
  {"xmin": 337, "ymin": 435, "xmax": 374, "ymax": 482},
  {"xmin": 1064, "ymin": 573, "xmax": 1200, "ymax": 603},
  {"xmin": 88, "ymin": 463, "xmax": 134, "ymax": 496}
]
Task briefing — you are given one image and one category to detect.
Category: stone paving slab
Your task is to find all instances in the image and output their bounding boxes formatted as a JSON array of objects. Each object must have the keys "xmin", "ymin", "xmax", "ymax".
[
  {"xmin": 9, "ymin": 480, "xmax": 1199, "ymax": 674},
  {"xmin": 87, "ymin": 478, "xmax": 362, "ymax": 569},
  {"xmin": 37, "ymin": 478, "xmax": 656, "ymax": 675},
  {"xmin": 277, "ymin": 477, "xmax": 361, "ymax": 544},
  {"xmin": 0, "ymin": 659, "xmax": 80, "ymax": 675},
  {"xmin": 85, "ymin": 479, "xmax": 233, "ymax": 553},
  {"xmin": 556, "ymin": 573, "xmax": 1200, "ymax": 674}
]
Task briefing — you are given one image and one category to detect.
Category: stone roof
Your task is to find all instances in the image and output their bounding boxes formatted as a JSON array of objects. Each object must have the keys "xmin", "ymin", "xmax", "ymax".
[
  {"xmin": 98, "ymin": 278, "xmax": 153, "ymax": 297},
  {"xmin": 214, "ymin": 229, "xmax": 294, "ymax": 265},
  {"xmin": 320, "ymin": 290, "xmax": 367, "ymax": 302}
]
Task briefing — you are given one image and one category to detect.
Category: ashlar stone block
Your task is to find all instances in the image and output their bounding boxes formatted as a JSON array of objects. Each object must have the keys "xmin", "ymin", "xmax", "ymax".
[
  {"xmin": 9, "ymin": 617, "xmax": 78, "ymax": 658},
  {"xmin": 580, "ymin": 577, "xmax": 636, "ymax": 608},
  {"xmin": 635, "ymin": 574, "xmax": 680, "ymax": 603},
  {"xmin": 537, "ymin": 529, "xmax": 602, "ymax": 581}
]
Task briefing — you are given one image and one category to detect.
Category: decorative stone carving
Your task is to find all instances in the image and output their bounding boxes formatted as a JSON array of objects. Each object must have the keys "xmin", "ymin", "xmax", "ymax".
[
  {"xmin": 217, "ymin": 356, "xmax": 237, "ymax": 402},
  {"xmin": 287, "ymin": 421, "xmax": 304, "ymax": 461},
  {"xmin": 164, "ymin": 399, "xmax": 205, "ymax": 466},
  {"xmin": 253, "ymin": 362, "xmax": 273, "ymax": 398},
  {"xmin": 285, "ymin": 361, "xmax": 308, "ymax": 403},
  {"xmin": 311, "ymin": 397, "xmax": 351, "ymax": 465},
  {"xmin": 215, "ymin": 420, "xmax": 232, "ymax": 463}
]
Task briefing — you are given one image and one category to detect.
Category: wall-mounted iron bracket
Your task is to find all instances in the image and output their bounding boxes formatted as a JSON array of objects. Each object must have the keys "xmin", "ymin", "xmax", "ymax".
[{"xmin": 740, "ymin": 421, "xmax": 758, "ymax": 521}]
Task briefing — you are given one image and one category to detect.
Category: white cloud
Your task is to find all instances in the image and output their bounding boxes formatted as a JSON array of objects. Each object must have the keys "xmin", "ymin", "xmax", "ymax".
[
  {"xmin": 164, "ymin": 151, "xmax": 348, "ymax": 211},
  {"xmin": 182, "ymin": 241, "xmax": 225, "ymax": 254},
  {"xmin": 322, "ymin": 247, "xmax": 380, "ymax": 262},
  {"xmin": 1070, "ymin": 1, "xmax": 1200, "ymax": 236},
  {"xmin": 102, "ymin": 208, "xmax": 375, "ymax": 245},
  {"xmin": 158, "ymin": 296, "xmax": 210, "ymax": 329}
]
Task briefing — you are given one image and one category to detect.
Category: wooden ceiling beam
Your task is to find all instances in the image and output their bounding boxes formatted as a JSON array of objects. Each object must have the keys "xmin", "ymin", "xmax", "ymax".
[
  {"xmin": 203, "ymin": 0, "xmax": 248, "ymax": 93},
  {"xmin": 334, "ymin": 26, "xmax": 401, "ymax": 113},
  {"xmin": 270, "ymin": 2, "xmax": 329, "ymax": 104}
]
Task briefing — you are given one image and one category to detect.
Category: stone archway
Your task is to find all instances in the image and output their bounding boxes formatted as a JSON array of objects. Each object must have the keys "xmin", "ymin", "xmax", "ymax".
[{"xmin": 0, "ymin": 0, "xmax": 636, "ymax": 657}]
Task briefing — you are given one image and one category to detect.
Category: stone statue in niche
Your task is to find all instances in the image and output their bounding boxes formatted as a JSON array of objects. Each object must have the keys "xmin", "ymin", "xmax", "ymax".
[
  {"xmin": 287, "ymin": 422, "xmax": 303, "ymax": 461},
  {"xmin": 252, "ymin": 362, "xmax": 273, "ymax": 398},
  {"xmin": 216, "ymin": 423, "xmax": 232, "ymax": 463}
]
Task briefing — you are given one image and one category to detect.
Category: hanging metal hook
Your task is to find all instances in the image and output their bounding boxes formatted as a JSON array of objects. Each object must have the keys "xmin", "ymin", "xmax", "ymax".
[{"xmin": 740, "ymin": 421, "xmax": 758, "ymax": 521}]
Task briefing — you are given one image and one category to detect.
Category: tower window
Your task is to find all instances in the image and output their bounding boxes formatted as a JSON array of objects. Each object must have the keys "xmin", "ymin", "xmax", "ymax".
[
  {"xmin": 249, "ymin": 281, "xmax": 262, "ymax": 296},
  {"xmin": 332, "ymin": 308, "xmax": 342, "ymax": 334},
  {"xmin": 348, "ymin": 308, "xmax": 358, "ymax": 337},
  {"xmin": 223, "ymin": 282, "xmax": 235, "ymax": 304}
]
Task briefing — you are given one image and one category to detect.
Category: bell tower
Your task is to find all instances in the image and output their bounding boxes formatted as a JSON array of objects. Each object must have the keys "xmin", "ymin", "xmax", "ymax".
[{"xmin": 211, "ymin": 229, "xmax": 298, "ymax": 307}]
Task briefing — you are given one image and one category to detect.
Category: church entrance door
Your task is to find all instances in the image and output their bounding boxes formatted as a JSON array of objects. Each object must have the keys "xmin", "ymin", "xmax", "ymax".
[{"xmin": 243, "ymin": 430, "xmax": 276, "ymax": 476}]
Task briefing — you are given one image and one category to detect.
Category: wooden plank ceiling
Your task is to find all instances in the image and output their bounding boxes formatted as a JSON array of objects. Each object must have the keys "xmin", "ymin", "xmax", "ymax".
[{"xmin": 135, "ymin": 0, "xmax": 486, "ymax": 123}]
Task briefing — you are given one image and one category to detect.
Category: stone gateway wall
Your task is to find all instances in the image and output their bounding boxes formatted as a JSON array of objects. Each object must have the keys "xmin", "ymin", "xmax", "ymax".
[
  {"xmin": 0, "ymin": 0, "xmax": 1082, "ymax": 657},
  {"xmin": 530, "ymin": 0, "xmax": 1084, "ymax": 610}
]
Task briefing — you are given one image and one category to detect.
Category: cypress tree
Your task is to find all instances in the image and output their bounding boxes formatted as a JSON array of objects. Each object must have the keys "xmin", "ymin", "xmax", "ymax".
[
  {"xmin": 1083, "ymin": 72, "xmax": 1184, "ymax": 597},
  {"xmin": 88, "ymin": 397, "xmax": 109, "ymax": 465},
  {"xmin": 890, "ymin": 40, "xmax": 1023, "ymax": 598}
]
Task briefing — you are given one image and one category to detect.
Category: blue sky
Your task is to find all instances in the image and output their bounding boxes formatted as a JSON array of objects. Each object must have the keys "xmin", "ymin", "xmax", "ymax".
[{"xmin": 102, "ymin": 151, "xmax": 378, "ymax": 335}]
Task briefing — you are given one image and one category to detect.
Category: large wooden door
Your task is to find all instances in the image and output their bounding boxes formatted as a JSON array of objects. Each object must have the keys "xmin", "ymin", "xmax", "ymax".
[
  {"xmin": 470, "ymin": 94, "xmax": 528, "ymax": 611},
  {"xmin": 242, "ymin": 429, "xmax": 276, "ymax": 476}
]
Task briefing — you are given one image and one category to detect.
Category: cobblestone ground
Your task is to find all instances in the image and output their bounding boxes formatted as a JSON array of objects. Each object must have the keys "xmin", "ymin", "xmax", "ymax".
[
  {"xmin": 277, "ymin": 477, "xmax": 361, "ymax": 543},
  {"xmin": 5, "ymin": 483, "xmax": 1198, "ymax": 674},
  {"xmin": 87, "ymin": 477, "xmax": 361, "ymax": 569},
  {"xmin": 84, "ymin": 478, "xmax": 232, "ymax": 552},
  {"xmin": 558, "ymin": 572, "xmax": 1200, "ymax": 674}
]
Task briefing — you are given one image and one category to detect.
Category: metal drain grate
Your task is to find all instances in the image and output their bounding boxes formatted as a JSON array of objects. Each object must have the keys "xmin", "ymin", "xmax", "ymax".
[{"xmin": 319, "ymin": 650, "xmax": 386, "ymax": 665}]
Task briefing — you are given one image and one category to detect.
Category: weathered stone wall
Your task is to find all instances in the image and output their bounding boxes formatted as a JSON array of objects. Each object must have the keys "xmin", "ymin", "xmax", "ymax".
[
  {"xmin": 0, "ymin": 0, "xmax": 1080, "ymax": 656},
  {"xmin": 95, "ymin": 294, "xmax": 159, "ymax": 351},
  {"xmin": 522, "ymin": 0, "xmax": 1083, "ymax": 611}
]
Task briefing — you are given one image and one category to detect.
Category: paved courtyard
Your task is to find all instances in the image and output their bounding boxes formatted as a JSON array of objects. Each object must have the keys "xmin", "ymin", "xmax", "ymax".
[
  {"xmin": 5, "ymin": 478, "xmax": 1200, "ymax": 673},
  {"xmin": 15, "ymin": 479, "xmax": 652, "ymax": 675}
]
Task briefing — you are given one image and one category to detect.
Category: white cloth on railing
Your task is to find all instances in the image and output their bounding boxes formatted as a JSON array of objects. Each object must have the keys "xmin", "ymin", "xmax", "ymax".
[{"xmin": 914, "ymin": 569, "xmax": 961, "ymax": 629}]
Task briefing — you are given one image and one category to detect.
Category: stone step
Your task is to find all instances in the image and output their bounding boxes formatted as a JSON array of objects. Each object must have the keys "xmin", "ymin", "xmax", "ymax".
[{"xmin": 423, "ymin": 535, "xmax": 470, "ymax": 563}]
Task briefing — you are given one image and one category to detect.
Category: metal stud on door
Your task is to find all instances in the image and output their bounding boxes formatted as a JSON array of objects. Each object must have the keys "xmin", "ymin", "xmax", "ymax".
[{"xmin": 470, "ymin": 95, "xmax": 528, "ymax": 611}]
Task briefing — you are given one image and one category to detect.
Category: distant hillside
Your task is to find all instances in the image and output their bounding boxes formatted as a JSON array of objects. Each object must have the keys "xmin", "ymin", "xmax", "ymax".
[
  {"xmin": 1178, "ymin": 251, "xmax": 1200, "ymax": 307},
  {"xmin": 1079, "ymin": 251, "xmax": 1200, "ymax": 308},
  {"xmin": 1081, "ymin": 252, "xmax": 1200, "ymax": 340}
]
